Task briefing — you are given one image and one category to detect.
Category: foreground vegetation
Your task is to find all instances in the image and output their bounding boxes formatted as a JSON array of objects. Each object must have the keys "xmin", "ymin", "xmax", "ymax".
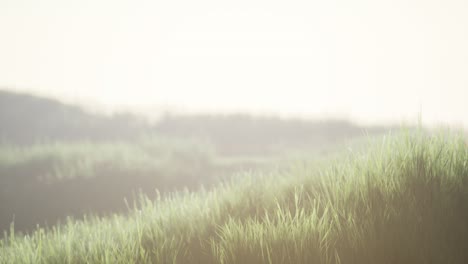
[{"xmin": 1, "ymin": 130, "xmax": 467, "ymax": 263}]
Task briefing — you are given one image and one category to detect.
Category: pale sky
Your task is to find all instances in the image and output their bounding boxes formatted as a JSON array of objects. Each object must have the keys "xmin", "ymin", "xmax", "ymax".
[{"xmin": 1, "ymin": 0, "xmax": 467, "ymax": 127}]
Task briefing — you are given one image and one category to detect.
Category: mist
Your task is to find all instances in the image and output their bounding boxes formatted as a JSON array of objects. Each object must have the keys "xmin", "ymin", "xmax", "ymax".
[
  {"xmin": 1, "ymin": 0, "xmax": 467, "ymax": 127},
  {"xmin": 1, "ymin": 1, "xmax": 468, "ymax": 263}
]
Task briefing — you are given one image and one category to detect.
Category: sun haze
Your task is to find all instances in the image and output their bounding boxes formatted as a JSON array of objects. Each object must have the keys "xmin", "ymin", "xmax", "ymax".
[{"xmin": 1, "ymin": 0, "xmax": 467, "ymax": 126}]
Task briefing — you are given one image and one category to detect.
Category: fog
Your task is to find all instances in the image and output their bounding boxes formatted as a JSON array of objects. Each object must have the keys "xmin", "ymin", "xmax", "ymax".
[
  {"xmin": 1, "ymin": 0, "xmax": 467, "ymax": 127},
  {"xmin": 2, "ymin": 2, "xmax": 468, "ymax": 261}
]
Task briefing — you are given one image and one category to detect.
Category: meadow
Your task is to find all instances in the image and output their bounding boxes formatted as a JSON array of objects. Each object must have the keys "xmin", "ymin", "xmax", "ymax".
[
  {"xmin": 0, "ymin": 136, "xmax": 278, "ymax": 233},
  {"xmin": 1, "ymin": 93, "xmax": 368, "ymax": 235},
  {"xmin": 1, "ymin": 129, "xmax": 467, "ymax": 263}
]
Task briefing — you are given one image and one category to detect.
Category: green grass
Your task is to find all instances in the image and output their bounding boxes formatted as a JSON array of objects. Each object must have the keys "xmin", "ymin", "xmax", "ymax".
[
  {"xmin": 0, "ymin": 136, "xmax": 278, "ymax": 233},
  {"xmin": 1, "ymin": 130, "xmax": 467, "ymax": 263}
]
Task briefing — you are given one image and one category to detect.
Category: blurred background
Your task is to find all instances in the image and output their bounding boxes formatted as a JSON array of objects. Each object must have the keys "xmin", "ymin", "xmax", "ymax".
[
  {"xmin": 0, "ymin": 0, "xmax": 466, "ymax": 234},
  {"xmin": 1, "ymin": 0, "xmax": 467, "ymax": 126}
]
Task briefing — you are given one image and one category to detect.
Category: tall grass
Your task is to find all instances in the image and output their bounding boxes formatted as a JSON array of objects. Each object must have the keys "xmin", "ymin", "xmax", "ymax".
[
  {"xmin": 1, "ymin": 130, "xmax": 467, "ymax": 263},
  {"xmin": 0, "ymin": 136, "xmax": 273, "ymax": 233}
]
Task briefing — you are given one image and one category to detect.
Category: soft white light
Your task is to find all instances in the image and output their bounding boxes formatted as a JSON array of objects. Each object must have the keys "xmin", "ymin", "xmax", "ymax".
[{"xmin": 0, "ymin": 0, "xmax": 467, "ymax": 127}]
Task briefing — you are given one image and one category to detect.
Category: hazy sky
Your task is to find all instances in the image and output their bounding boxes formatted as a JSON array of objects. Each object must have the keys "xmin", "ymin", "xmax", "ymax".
[{"xmin": 1, "ymin": 0, "xmax": 467, "ymax": 126}]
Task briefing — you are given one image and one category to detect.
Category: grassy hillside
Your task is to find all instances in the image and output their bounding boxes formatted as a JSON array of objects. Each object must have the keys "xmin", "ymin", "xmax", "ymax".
[
  {"xmin": 1, "ymin": 89, "xmax": 389, "ymax": 235},
  {"xmin": 1, "ymin": 130, "xmax": 467, "ymax": 263},
  {"xmin": 0, "ymin": 137, "xmax": 277, "ymax": 233}
]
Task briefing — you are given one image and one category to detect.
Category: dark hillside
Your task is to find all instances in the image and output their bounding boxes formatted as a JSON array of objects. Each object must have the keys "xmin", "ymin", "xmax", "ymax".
[
  {"xmin": 0, "ymin": 90, "xmax": 149, "ymax": 144},
  {"xmin": 0, "ymin": 89, "xmax": 393, "ymax": 153},
  {"xmin": 156, "ymin": 114, "xmax": 389, "ymax": 155}
]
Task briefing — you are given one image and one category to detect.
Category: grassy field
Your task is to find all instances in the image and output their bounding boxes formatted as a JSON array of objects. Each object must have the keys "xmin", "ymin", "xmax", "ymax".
[
  {"xmin": 0, "ymin": 136, "xmax": 283, "ymax": 234},
  {"xmin": 1, "ymin": 129, "xmax": 467, "ymax": 263}
]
